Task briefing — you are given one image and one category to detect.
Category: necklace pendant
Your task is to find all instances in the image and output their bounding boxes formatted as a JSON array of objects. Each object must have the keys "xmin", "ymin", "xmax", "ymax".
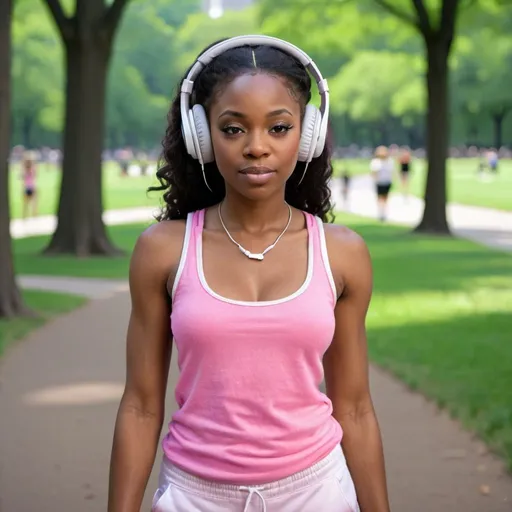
[{"xmin": 240, "ymin": 247, "xmax": 264, "ymax": 261}]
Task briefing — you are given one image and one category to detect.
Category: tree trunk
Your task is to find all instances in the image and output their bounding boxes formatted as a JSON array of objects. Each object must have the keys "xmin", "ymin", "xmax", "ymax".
[
  {"xmin": 414, "ymin": 38, "xmax": 451, "ymax": 235},
  {"xmin": 44, "ymin": 24, "xmax": 122, "ymax": 256},
  {"xmin": 492, "ymin": 110, "xmax": 508, "ymax": 149},
  {"xmin": 22, "ymin": 114, "xmax": 34, "ymax": 149},
  {"xmin": 0, "ymin": 0, "xmax": 31, "ymax": 318}
]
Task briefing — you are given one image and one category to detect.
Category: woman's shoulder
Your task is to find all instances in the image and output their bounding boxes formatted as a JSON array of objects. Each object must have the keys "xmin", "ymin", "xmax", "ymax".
[
  {"xmin": 138, "ymin": 218, "xmax": 187, "ymax": 242},
  {"xmin": 321, "ymin": 222, "xmax": 371, "ymax": 294},
  {"xmin": 323, "ymin": 222, "xmax": 368, "ymax": 254},
  {"xmin": 131, "ymin": 219, "xmax": 189, "ymax": 278},
  {"xmin": 322, "ymin": 222, "xmax": 371, "ymax": 275}
]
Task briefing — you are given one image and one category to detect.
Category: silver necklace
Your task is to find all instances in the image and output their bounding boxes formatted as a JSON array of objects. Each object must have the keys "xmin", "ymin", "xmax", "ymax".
[{"xmin": 218, "ymin": 203, "xmax": 292, "ymax": 261}]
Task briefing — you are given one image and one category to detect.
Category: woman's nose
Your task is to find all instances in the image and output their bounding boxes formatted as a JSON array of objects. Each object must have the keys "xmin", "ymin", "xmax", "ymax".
[{"xmin": 243, "ymin": 132, "xmax": 270, "ymax": 159}]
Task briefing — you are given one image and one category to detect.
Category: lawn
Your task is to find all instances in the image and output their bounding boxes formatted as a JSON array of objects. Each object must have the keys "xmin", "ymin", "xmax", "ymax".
[
  {"xmin": 0, "ymin": 290, "xmax": 86, "ymax": 356},
  {"xmin": 9, "ymin": 161, "xmax": 162, "ymax": 219},
  {"xmin": 334, "ymin": 157, "xmax": 512, "ymax": 211},
  {"xmin": 335, "ymin": 213, "xmax": 512, "ymax": 470},
  {"xmin": 8, "ymin": 214, "xmax": 512, "ymax": 469}
]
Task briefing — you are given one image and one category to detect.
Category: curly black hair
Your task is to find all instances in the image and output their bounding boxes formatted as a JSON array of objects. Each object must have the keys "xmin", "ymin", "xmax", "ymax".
[{"xmin": 150, "ymin": 39, "xmax": 334, "ymax": 222}]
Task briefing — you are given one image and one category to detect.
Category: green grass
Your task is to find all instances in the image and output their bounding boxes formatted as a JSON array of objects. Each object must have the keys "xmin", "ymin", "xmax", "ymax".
[
  {"xmin": 334, "ymin": 157, "xmax": 512, "ymax": 211},
  {"xmin": 9, "ymin": 161, "xmax": 162, "ymax": 219},
  {"xmin": 336, "ymin": 212, "xmax": 512, "ymax": 470},
  {"xmin": 0, "ymin": 290, "xmax": 86, "ymax": 356},
  {"xmin": 13, "ymin": 222, "xmax": 149, "ymax": 278}
]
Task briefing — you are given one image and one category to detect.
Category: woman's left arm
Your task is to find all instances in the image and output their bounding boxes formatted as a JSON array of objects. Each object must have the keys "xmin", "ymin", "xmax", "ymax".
[{"xmin": 323, "ymin": 225, "xmax": 390, "ymax": 512}]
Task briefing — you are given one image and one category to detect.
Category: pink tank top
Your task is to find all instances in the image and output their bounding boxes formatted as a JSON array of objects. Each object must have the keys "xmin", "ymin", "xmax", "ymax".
[
  {"xmin": 163, "ymin": 208, "xmax": 342, "ymax": 484},
  {"xmin": 23, "ymin": 168, "xmax": 35, "ymax": 189}
]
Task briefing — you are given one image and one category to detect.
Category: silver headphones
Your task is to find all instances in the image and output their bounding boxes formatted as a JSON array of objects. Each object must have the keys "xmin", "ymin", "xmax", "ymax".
[{"xmin": 180, "ymin": 35, "xmax": 330, "ymax": 190}]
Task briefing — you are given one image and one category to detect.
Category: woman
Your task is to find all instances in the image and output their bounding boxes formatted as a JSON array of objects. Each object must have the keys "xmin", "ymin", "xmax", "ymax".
[
  {"xmin": 370, "ymin": 146, "xmax": 394, "ymax": 222},
  {"xmin": 109, "ymin": 36, "xmax": 390, "ymax": 512},
  {"xmin": 21, "ymin": 152, "xmax": 38, "ymax": 218}
]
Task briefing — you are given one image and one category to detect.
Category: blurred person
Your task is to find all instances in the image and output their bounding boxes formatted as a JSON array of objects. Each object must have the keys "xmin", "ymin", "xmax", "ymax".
[
  {"xmin": 137, "ymin": 151, "xmax": 149, "ymax": 176},
  {"xmin": 370, "ymin": 146, "xmax": 394, "ymax": 221},
  {"xmin": 118, "ymin": 147, "xmax": 133, "ymax": 177},
  {"xmin": 487, "ymin": 148, "xmax": 499, "ymax": 173},
  {"xmin": 21, "ymin": 151, "xmax": 38, "ymax": 218},
  {"xmin": 109, "ymin": 36, "xmax": 389, "ymax": 512},
  {"xmin": 477, "ymin": 148, "xmax": 487, "ymax": 176},
  {"xmin": 398, "ymin": 147, "xmax": 412, "ymax": 199},
  {"xmin": 341, "ymin": 168, "xmax": 351, "ymax": 205},
  {"xmin": 388, "ymin": 143, "xmax": 399, "ymax": 157}
]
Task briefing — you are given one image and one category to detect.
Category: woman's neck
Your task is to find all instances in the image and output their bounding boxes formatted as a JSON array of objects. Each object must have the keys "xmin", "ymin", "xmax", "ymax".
[{"xmin": 219, "ymin": 191, "xmax": 290, "ymax": 234}]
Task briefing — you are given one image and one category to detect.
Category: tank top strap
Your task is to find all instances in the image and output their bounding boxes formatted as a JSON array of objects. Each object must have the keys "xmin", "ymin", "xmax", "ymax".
[
  {"xmin": 170, "ymin": 209, "xmax": 204, "ymax": 303},
  {"xmin": 194, "ymin": 208, "xmax": 206, "ymax": 231},
  {"xmin": 303, "ymin": 211, "xmax": 337, "ymax": 307}
]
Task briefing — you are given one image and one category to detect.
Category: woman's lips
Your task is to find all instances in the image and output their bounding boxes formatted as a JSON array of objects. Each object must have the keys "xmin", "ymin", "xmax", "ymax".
[{"xmin": 239, "ymin": 167, "xmax": 276, "ymax": 185}]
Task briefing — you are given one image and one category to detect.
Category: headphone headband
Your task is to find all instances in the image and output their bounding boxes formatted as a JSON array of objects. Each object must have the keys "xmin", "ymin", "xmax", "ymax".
[{"xmin": 180, "ymin": 35, "xmax": 329, "ymax": 133}]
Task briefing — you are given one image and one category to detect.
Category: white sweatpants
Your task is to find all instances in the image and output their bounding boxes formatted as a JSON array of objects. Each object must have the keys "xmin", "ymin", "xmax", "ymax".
[{"xmin": 152, "ymin": 445, "xmax": 360, "ymax": 512}]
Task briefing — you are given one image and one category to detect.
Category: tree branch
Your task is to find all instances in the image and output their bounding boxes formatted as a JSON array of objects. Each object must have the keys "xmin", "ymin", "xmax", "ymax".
[
  {"xmin": 373, "ymin": 0, "xmax": 419, "ymax": 28},
  {"xmin": 43, "ymin": 0, "xmax": 74, "ymax": 41},
  {"xmin": 440, "ymin": 0, "xmax": 460, "ymax": 49},
  {"xmin": 411, "ymin": 0, "xmax": 433, "ymax": 35},
  {"xmin": 440, "ymin": 0, "xmax": 460, "ymax": 33},
  {"xmin": 103, "ymin": 0, "xmax": 130, "ymax": 35}
]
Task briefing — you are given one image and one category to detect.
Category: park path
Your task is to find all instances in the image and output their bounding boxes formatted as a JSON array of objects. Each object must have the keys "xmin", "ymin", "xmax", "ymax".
[
  {"xmin": 2, "ymin": 178, "xmax": 512, "ymax": 511},
  {"xmin": 331, "ymin": 174, "xmax": 512, "ymax": 251}
]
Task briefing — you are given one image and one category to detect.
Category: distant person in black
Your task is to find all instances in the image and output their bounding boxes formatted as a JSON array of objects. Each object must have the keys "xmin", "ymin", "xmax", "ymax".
[{"xmin": 398, "ymin": 148, "xmax": 412, "ymax": 199}]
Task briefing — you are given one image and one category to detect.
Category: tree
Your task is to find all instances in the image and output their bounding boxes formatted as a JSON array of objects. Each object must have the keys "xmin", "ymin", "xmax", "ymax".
[
  {"xmin": 42, "ymin": 0, "xmax": 131, "ymax": 256},
  {"xmin": 106, "ymin": 0, "xmax": 188, "ymax": 150},
  {"xmin": 372, "ymin": 0, "xmax": 469, "ymax": 234},
  {"xmin": 12, "ymin": 0, "xmax": 63, "ymax": 148},
  {"xmin": 452, "ymin": 25, "xmax": 512, "ymax": 148},
  {"xmin": 0, "ymin": 0, "xmax": 31, "ymax": 318},
  {"xmin": 173, "ymin": 6, "xmax": 259, "ymax": 74},
  {"xmin": 106, "ymin": 58, "xmax": 168, "ymax": 149},
  {"xmin": 329, "ymin": 51, "xmax": 425, "ymax": 144}
]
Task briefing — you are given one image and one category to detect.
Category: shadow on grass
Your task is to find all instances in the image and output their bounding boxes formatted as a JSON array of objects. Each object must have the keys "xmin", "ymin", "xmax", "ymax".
[
  {"xmin": 368, "ymin": 310, "xmax": 512, "ymax": 471},
  {"xmin": 14, "ymin": 224, "xmax": 147, "ymax": 279}
]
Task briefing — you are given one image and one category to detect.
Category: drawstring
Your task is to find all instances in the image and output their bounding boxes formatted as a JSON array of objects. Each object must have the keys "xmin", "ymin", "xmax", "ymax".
[{"xmin": 239, "ymin": 485, "xmax": 267, "ymax": 512}]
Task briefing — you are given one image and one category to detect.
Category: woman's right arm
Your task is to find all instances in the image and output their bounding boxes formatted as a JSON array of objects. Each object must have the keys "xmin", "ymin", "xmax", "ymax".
[{"xmin": 108, "ymin": 224, "xmax": 180, "ymax": 512}]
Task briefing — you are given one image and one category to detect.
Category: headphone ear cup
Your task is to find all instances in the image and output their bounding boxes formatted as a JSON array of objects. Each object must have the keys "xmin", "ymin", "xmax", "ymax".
[
  {"xmin": 313, "ymin": 118, "xmax": 327, "ymax": 159},
  {"xmin": 181, "ymin": 106, "xmax": 198, "ymax": 160},
  {"xmin": 192, "ymin": 104, "xmax": 214, "ymax": 164},
  {"xmin": 298, "ymin": 105, "xmax": 321, "ymax": 162}
]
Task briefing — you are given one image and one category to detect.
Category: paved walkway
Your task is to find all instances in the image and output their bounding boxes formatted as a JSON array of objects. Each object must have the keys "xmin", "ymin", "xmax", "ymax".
[
  {"xmin": 18, "ymin": 275, "xmax": 129, "ymax": 299},
  {"xmin": 331, "ymin": 175, "xmax": 512, "ymax": 251},
  {"xmin": 10, "ymin": 206, "xmax": 158, "ymax": 239},
  {"xmin": 2, "ymin": 180, "xmax": 512, "ymax": 510}
]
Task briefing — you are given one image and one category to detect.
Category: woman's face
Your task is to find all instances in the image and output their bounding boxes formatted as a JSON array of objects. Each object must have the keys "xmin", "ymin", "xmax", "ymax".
[{"xmin": 209, "ymin": 72, "xmax": 302, "ymax": 200}]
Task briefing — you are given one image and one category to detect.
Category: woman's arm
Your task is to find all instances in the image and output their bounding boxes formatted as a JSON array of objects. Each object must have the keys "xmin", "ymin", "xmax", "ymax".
[
  {"xmin": 108, "ymin": 223, "xmax": 182, "ymax": 512},
  {"xmin": 323, "ymin": 226, "xmax": 390, "ymax": 512}
]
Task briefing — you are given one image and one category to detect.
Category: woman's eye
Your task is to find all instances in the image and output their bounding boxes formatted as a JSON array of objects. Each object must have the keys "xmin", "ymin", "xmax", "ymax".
[
  {"xmin": 221, "ymin": 126, "xmax": 243, "ymax": 135},
  {"xmin": 270, "ymin": 124, "xmax": 292, "ymax": 134}
]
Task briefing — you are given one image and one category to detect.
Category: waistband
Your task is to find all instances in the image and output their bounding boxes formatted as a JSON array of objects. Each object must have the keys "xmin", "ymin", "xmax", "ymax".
[{"xmin": 159, "ymin": 444, "xmax": 346, "ymax": 500}]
